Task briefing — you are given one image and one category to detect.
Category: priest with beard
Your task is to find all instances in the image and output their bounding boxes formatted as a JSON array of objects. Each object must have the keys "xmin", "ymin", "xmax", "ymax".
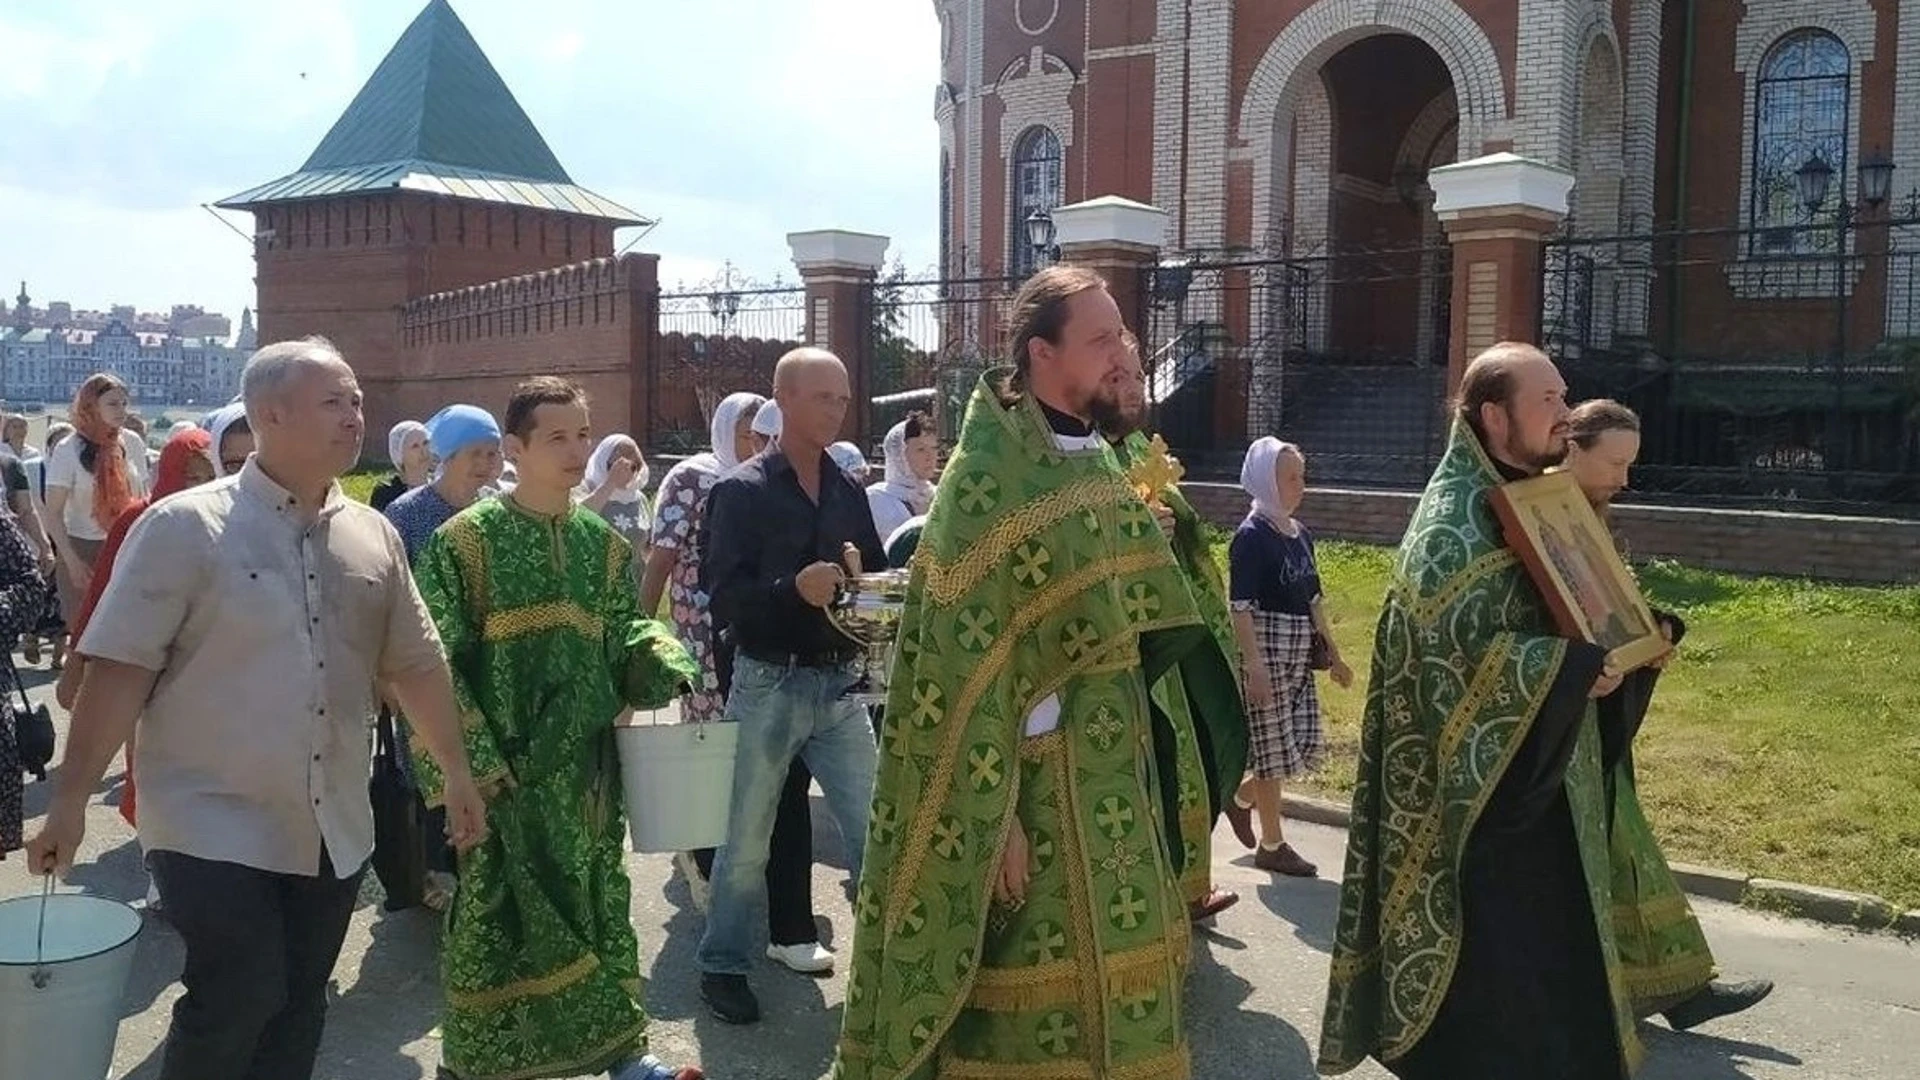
[
  {"xmin": 1100, "ymin": 338, "xmax": 1248, "ymax": 924},
  {"xmin": 1318, "ymin": 342, "xmax": 1644, "ymax": 1080}
]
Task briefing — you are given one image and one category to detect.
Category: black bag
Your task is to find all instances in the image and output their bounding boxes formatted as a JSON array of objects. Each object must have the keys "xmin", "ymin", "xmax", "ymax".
[
  {"xmin": 5, "ymin": 651, "xmax": 54, "ymax": 781},
  {"xmin": 368, "ymin": 709, "xmax": 426, "ymax": 911}
]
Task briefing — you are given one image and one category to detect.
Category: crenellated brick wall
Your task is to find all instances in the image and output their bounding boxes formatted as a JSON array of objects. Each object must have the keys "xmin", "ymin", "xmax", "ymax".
[
  {"xmin": 384, "ymin": 253, "xmax": 657, "ymax": 442},
  {"xmin": 1181, "ymin": 483, "xmax": 1920, "ymax": 585}
]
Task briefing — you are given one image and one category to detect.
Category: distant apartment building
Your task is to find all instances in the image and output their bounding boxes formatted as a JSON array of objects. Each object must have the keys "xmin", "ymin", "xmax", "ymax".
[{"xmin": 1, "ymin": 285, "xmax": 250, "ymax": 407}]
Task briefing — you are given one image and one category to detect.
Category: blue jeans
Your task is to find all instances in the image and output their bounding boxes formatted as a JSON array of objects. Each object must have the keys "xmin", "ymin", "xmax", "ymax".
[{"xmin": 697, "ymin": 654, "xmax": 877, "ymax": 975}]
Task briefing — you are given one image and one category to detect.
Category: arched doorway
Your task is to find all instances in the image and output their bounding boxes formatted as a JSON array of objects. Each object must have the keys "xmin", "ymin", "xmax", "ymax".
[{"xmin": 1266, "ymin": 32, "xmax": 1462, "ymax": 484}]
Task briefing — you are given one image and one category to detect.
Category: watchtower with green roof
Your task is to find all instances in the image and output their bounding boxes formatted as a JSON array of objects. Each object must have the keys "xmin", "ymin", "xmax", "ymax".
[{"xmin": 219, "ymin": 0, "xmax": 648, "ymax": 389}]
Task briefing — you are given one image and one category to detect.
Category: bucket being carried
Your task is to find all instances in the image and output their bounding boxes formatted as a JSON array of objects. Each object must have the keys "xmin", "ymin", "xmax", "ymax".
[
  {"xmin": 615, "ymin": 705, "xmax": 737, "ymax": 853},
  {"xmin": 0, "ymin": 880, "xmax": 143, "ymax": 1080}
]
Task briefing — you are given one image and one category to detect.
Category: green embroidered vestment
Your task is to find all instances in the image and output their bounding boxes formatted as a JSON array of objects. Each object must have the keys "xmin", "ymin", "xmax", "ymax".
[
  {"xmin": 1316, "ymin": 421, "xmax": 1639, "ymax": 1077},
  {"xmin": 832, "ymin": 375, "xmax": 1215, "ymax": 1080},
  {"xmin": 1116, "ymin": 433, "xmax": 1248, "ymax": 904},
  {"xmin": 412, "ymin": 498, "xmax": 697, "ymax": 1080}
]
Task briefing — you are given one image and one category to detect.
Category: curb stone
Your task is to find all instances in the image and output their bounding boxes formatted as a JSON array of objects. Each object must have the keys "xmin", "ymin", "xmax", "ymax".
[
  {"xmin": 1669, "ymin": 861, "xmax": 1750, "ymax": 904},
  {"xmin": 1745, "ymin": 878, "xmax": 1903, "ymax": 932},
  {"xmin": 1280, "ymin": 794, "xmax": 1909, "ymax": 936}
]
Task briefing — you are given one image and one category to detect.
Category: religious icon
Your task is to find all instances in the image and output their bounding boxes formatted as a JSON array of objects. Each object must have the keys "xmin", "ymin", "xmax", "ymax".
[
  {"xmin": 1125, "ymin": 433, "xmax": 1185, "ymax": 508},
  {"xmin": 1488, "ymin": 471, "xmax": 1668, "ymax": 673}
]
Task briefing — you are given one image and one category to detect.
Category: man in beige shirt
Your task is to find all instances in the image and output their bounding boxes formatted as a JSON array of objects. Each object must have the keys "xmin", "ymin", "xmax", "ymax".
[{"xmin": 28, "ymin": 336, "xmax": 488, "ymax": 1080}]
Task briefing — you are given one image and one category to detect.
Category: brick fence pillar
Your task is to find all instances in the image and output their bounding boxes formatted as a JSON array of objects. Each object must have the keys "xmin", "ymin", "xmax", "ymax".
[
  {"xmin": 1052, "ymin": 195, "xmax": 1169, "ymax": 338},
  {"xmin": 788, "ymin": 229, "xmax": 890, "ymax": 444},
  {"xmin": 622, "ymin": 252, "xmax": 661, "ymax": 448},
  {"xmin": 1427, "ymin": 153, "xmax": 1574, "ymax": 395}
]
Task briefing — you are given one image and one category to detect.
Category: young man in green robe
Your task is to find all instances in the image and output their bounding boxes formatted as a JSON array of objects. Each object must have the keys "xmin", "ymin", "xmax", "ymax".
[
  {"xmin": 1105, "ymin": 339, "xmax": 1248, "ymax": 923},
  {"xmin": 1318, "ymin": 344, "xmax": 1642, "ymax": 1080},
  {"xmin": 412, "ymin": 377, "xmax": 704, "ymax": 1080},
  {"xmin": 832, "ymin": 267, "xmax": 1219, "ymax": 1080}
]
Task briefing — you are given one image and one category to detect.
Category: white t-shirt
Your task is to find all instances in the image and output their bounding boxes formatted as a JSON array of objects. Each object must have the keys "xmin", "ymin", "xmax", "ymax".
[{"xmin": 45, "ymin": 428, "xmax": 151, "ymax": 541}]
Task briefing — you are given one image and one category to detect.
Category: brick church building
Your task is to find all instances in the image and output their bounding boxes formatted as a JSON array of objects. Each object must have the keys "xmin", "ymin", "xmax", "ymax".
[{"xmin": 937, "ymin": 1, "xmax": 1920, "ymax": 498}]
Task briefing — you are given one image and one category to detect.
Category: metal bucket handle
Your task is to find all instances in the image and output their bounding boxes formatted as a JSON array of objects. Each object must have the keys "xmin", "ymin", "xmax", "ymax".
[
  {"xmin": 30, "ymin": 872, "xmax": 52, "ymax": 989},
  {"xmin": 627, "ymin": 700, "xmax": 719, "ymax": 741}
]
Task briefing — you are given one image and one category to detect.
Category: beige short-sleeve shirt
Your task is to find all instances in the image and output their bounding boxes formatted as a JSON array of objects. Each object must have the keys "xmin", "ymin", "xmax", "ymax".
[{"xmin": 79, "ymin": 460, "xmax": 446, "ymax": 878}]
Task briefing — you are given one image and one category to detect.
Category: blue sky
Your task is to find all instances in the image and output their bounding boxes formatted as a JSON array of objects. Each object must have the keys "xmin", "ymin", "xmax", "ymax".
[{"xmin": 0, "ymin": 0, "xmax": 940, "ymax": 324}]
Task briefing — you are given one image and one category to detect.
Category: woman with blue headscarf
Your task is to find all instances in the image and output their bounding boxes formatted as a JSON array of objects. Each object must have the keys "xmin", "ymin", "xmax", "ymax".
[{"xmin": 384, "ymin": 405, "xmax": 503, "ymax": 564}]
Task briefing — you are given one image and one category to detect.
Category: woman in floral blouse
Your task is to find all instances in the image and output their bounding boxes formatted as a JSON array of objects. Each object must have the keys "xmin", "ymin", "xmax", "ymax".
[{"xmin": 640, "ymin": 393, "xmax": 766, "ymax": 725}]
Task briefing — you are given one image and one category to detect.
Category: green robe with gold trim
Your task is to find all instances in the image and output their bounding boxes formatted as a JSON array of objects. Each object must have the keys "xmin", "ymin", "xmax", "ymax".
[
  {"xmin": 832, "ymin": 375, "xmax": 1215, "ymax": 1080},
  {"xmin": 1598, "ymin": 613, "xmax": 1719, "ymax": 1014},
  {"xmin": 1317, "ymin": 421, "xmax": 1640, "ymax": 1079},
  {"xmin": 1115, "ymin": 432, "xmax": 1248, "ymax": 905},
  {"xmin": 412, "ymin": 497, "xmax": 697, "ymax": 1080}
]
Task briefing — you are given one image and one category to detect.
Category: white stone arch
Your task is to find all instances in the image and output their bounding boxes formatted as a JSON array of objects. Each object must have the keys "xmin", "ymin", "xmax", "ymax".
[
  {"xmin": 1393, "ymin": 89, "xmax": 1461, "ymax": 177},
  {"xmin": 1395, "ymin": 89, "xmax": 1460, "ymax": 365},
  {"xmin": 1238, "ymin": 0, "xmax": 1512, "ymax": 252},
  {"xmin": 1566, "ymin": 31, "xmax": 1625, "ymax": 351},
  {"xmin": 1572, "ymin": 31, "xmax": 1624, "ymax": 234}
]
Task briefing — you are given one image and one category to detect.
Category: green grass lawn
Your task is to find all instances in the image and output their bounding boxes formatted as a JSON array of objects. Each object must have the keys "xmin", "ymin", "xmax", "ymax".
[
  {"xmin": 341, "ymin": 468, "xmax": 382, "ymax": 505},
  {"xmin": 1237, "ymin": 539, "xmax": 1920, "ymax": 911}
]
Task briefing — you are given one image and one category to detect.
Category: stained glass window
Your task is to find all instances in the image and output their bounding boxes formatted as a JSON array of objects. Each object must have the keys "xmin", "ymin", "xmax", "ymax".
[
  {"xmin": 1010, "ymin": 127, "xmax": 1063, "ymax": 279},
  {"xmin": 1750, "ymin": 30, "xmax": 1849, "ymax": 254}
]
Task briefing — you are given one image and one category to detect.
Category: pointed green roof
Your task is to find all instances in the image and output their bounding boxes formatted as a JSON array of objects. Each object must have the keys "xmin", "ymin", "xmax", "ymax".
[{"xmin": 220, "ymin": 0, "xmax": 645, "ymax": 225}]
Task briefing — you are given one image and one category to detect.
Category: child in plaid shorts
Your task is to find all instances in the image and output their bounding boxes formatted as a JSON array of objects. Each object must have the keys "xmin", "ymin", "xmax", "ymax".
[{"xmin": 1226, "ymin": 437, "xmax": 1353, "ymax": 877}]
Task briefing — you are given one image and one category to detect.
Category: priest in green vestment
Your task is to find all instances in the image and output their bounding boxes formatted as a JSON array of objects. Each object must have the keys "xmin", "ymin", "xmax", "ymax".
[
  {"xmin": 1318, "ymin": 344, "xmax": 1641, "ymax": 1080},
  {"xmin": 412, "ymin": 378, "xmax": 704, "ymax": 1080},
  {"xmin": 1105, "ymin": 343, "xmax": 1248, "ymax": 922},
  {"xmin": 833, "ymin": 267, "xmax": 1216, "ymax": 1080}
]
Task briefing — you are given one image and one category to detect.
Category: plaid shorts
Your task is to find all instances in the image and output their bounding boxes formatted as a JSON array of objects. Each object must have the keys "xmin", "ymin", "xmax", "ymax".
[{"xmin": 1243, "ymin": 609, "xmax": 1326, "ymax": 780}]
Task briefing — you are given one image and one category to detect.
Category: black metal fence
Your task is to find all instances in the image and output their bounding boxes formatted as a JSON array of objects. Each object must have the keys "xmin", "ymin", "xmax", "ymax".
[
  {"xmin": 859, "ymin": 271, "xmax": 1022, "ymax": 447},
  {"xmin": 1540, "ymin": 216, "xmax": 1920, "ymax": 511},
  {"xmin": 648, "ymin": 278, "xmax": 806, "ymax": 454},
  {"xmin": 1137, "ymin": 243, "xmax": 1454, "ymax": 485}
]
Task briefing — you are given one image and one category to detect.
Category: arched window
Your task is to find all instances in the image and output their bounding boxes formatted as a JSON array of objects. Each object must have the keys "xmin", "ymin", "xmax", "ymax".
[
  {"xmin": 1750, "ymin": 29, "xmax": 1849, "ymax": 252},
  {"xmin": 1009, "ymin": 126, "xmax": 1063, "ymax": 278}
]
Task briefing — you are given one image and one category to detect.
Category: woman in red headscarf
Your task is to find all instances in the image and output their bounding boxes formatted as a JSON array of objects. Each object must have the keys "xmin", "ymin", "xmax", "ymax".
[
  {"xmin": 43, "ymin": 374, "xmax": 148, "ymax": 625},
  {"xmin": 57, "ymin": 426, "xmax": 215, "ymax": 827}
]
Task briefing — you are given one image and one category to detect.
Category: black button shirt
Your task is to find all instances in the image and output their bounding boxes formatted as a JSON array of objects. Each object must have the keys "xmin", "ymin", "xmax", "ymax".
[{"xmin": 700, "ymin": 448, "xmax": 888, "ymax": 660}]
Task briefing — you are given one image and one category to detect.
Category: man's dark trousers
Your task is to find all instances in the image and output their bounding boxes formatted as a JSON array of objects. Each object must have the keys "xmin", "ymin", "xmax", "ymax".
[{"xmin": 148, "ymin": 848, "xmax": 364, "ymax": 1080}]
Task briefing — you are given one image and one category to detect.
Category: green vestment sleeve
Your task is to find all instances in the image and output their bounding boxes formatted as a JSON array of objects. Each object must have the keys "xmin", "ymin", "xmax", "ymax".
[
  {"xmin": 602, "ymin": 537, "xmax": 700, "ymax": 710},
  {"xmin": 410, "ymin": 526, "xmax": 513, "ymax": 806}
]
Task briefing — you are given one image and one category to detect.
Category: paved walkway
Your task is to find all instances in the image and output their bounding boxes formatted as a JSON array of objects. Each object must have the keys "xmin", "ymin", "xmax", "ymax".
[{"xmin": 3, "ymin": 668, "xmax": 1915, "ymax": 1079}]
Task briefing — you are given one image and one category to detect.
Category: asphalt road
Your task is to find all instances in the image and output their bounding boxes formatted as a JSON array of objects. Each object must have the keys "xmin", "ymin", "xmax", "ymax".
[{"xmin": 2, "ymin": 667, "xmax": 1914, "ymax": 1080}]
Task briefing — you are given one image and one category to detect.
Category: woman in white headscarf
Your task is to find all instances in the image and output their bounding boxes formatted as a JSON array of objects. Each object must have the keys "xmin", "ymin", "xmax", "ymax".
[
  {"xmin": 578, "ymin": 434, "xmax": 652, "ymax": 583},
  {"xmin": 640, "ymin": 392, "xmax": 769, "ymax": 727},
  {"xmin": 370, "ymin": 419, "xmax": 432, "ymax": 512},
  {"xmin": 751, "ymin": 399, "xmax": 782, "ymax": 447},
  {"xmin": 201, "ymin": 401, "xmax": 257, "ymax": 480},
  {"xmin": 1223, "ymin": 436, "xmax": 1352, "ymax": 879},
  {"xmin": 828, "ymin": 441, "xmax": 870, "ymax": 485},
  {"xmin": 865, "ymin": 411, "xmax": 939, "ymax": 543}
]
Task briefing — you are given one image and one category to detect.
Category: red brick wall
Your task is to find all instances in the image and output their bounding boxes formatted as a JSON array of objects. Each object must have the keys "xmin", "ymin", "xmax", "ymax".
[{"xmin": 1181, "ymin": 483, "xmax": 1920, "ymax": 585}]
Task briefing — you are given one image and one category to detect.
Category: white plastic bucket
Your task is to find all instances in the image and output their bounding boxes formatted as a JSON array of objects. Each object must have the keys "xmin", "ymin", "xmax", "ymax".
[
  {"xmin": 0, "ymin": 885, "xmax": 142, "ymax": 1080},
  {"xmin": 615, "ymin": 709, "xmax": 738, "ymax": 853}
]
